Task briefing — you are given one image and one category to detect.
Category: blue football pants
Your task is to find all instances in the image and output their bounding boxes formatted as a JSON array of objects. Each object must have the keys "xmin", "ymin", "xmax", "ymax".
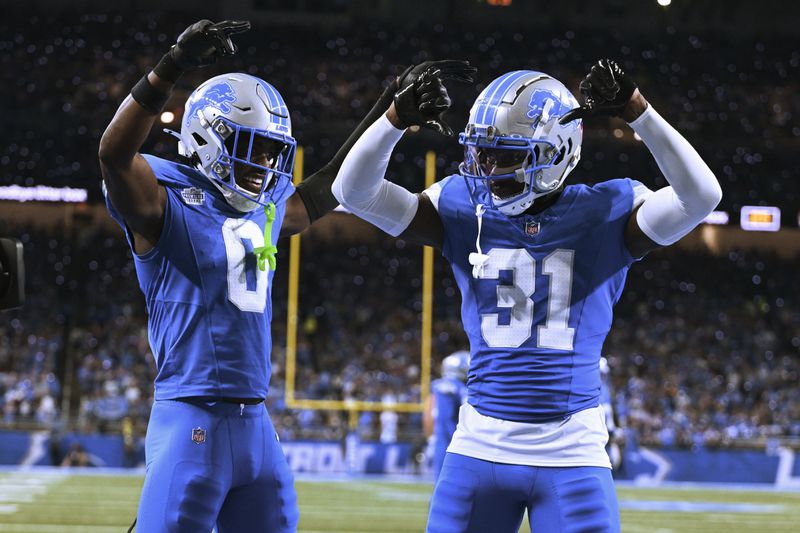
[
  {"xmin": 136, "ymin": 399, "xmax": 298, "ymax": 532},
  {"xmin": 427, "ymin": 452, "xmax": 619, "ymax": 533},
  {"xmin": 431, "ymin": 440, "xmax": 449, "ymax": 482}
]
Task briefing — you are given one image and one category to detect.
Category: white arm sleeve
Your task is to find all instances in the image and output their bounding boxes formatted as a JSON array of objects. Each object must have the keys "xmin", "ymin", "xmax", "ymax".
[
  {"xmin": 331, "ymin": 114, "xmax": 420, "ymax": 237},
  {"xmin": 629, "ymin": 105, "xmax": 723, "ymax": 246}
]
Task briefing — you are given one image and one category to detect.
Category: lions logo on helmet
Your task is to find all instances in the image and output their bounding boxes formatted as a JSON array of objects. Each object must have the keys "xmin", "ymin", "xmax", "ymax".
[
  {"xmin": 526, "ymin": 88, "xmax": 574, "ymax": 121},
  {"xmin": 184, "ymin": 82, "xmax": 237, "ymax": 127},
  {"xmin": 459, "ymin": 71, "xmax": 583, "ymax": 216},
  {"xmin": 168, "ymin": 73, "xmax": 297, "ymax": 212}
]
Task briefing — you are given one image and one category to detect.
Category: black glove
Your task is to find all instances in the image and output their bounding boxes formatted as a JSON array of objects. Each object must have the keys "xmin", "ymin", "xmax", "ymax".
[
  {"xmin": 559, "ymin": 59, "xmax": 637, "ymax": 125},
  {"xmin": 154, "ymin": 19, "xmax": 251, "ymax": 82},
  {"xmin": 394, "ymin": 60, "xmax": 477, "ymax": 136}
]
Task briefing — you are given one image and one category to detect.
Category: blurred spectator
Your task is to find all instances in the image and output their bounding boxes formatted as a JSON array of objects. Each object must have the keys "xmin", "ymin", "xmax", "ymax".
[{"xmin": 1, "ymin": 11, "xmax": 798, "ymax": 214}]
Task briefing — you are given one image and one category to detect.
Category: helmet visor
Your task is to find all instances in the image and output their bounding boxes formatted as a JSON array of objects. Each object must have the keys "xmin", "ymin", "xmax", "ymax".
[
  {"xmin": 210, "ymin": 117, "xmax": 296, "ymax": 206},
  {"xmin": 462, "ymin": 145, "xmax": 529, "ymax": 177}
]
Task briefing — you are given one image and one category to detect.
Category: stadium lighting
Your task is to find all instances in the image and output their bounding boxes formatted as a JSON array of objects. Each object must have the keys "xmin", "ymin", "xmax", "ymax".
[
  {"xmin": 0, "ymin": 185, "xmax": 88, "ymax": 203},
  {"xmin": 657, "ymin": 0, "xmax": 672, "ymax": 6},
  {"xmin": 160, "ymin": 111, "xmax": 175, "ymax": 123},
  {"xmin": 740, "ymin": 205, "xmax": 780, "ymax": 232}
]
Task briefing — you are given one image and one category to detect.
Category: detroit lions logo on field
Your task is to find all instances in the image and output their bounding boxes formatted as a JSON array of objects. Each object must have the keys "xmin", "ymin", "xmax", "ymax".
[
  {"xmin": 185, "ymin": 82, "xmax": 237, "ymax": 126},
  {"xmin": 526, "ymin": 89, "xmax": 576, "ymax": 123}
]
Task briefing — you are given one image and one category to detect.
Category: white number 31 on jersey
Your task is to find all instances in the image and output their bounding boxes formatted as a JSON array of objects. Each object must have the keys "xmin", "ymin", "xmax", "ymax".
[{"xmin": 477, "ymin": 248, "xmax": 575, "ymax": 351}]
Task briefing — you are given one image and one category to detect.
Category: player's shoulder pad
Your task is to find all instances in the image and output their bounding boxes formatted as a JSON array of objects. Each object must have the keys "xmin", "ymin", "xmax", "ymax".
[
  {"xmin": 141, "ymin": 154, "xmax": 207, "ymax": 190},
  {"xmin": 422, "ymin": 174, "xmax": 463, "ymax": 213},
  {"xmin": 590, "ymin": 177, "xmax": 634, "ymax": 195},
  {"xmin": 589, "ymin": 178, "xmax": 648, "ymax": 211}
]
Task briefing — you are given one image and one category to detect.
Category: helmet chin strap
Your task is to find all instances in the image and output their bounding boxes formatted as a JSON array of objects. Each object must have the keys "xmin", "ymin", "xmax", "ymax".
[
  {"xmin": 224, "ymin": 186, "xmax": 261, "ymax": 212},
  {"xmin": 492, "ymin": 153, "xmax": 549, "ymax": 216},
  {"xmin": 493, "ymin": 173, "xmax": 543, "ymax": 216}
]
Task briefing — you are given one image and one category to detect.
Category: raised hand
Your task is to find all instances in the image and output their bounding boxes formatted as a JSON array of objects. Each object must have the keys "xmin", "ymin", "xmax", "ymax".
[
  {"xmin": 559, "ymin": 59, "xmax": 637, "ymax": 124},
  {"xmin": 155, "ymin": 19, "xmax": 251, "ymax": 81},
  {"xmin": 393, "ymin": 60, "xmax": 477, "ymax": 136}
]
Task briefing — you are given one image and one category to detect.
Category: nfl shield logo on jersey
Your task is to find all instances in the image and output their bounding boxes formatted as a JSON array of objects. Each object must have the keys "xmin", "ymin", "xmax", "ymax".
[
  {"xmin": 191, "ymin": 427, "xmax": 206, "ymax": 444},
  {"xmin": 525, "ymin": 221, "xmax": 540, "ymax": 237}
]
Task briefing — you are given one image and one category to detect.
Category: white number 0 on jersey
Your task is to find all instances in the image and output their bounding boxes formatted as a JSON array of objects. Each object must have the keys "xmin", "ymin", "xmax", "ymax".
[
  {"xmin": 477, "ymin": 248, "xmax": 575, "ymax": 351},
  {"xmin": 222, "ymin": 218, "xmax": 268, "ymax": 313}
]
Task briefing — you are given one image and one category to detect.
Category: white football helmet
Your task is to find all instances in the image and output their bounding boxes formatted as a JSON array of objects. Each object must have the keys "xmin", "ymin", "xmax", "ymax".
[
  {"xmin": 459, "ymin": 70, "xmax": 583, "ymax": 216},
  {"xmin": 170, "ymin": 73, "xmax": 296, "ymax": 212},
  {"xmin": 441, "ymin": 350, "xmax": 470, "ymax": 382}
]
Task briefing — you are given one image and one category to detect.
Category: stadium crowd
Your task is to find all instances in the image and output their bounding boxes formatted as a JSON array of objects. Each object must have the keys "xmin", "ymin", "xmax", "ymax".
[
  {"xmin": 2, "ymin": 10, "xmax": 798, "ymax": 212},
  {"xmin": 607, "ymin": 249, "xmax": 800, "ymax": 448},
  {"xmin": 1, "ymin": 219, "xmax": 798, "ymax": 449},
  {"xmin": 1, "ymin": 9, "xmax": 798, "ymax": 451}
]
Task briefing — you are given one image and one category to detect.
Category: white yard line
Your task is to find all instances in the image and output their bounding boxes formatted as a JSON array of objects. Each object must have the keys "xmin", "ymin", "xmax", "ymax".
[
  {"xmin": 336, "ymin": 481, "xmax": 430, "ymax": 502},
  {"xmin": 0, "ymin": 525, "xmax": 123, "ymax": 532},
  {"xmin": 0, "ymin": 473, "xmax": 64, "ymax": 514}
]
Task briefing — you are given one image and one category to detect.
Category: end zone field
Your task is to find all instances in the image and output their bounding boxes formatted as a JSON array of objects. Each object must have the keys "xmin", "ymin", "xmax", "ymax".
[{"xmin": 0, "ymin": 470, "xmax": 798, "ymax": 532}]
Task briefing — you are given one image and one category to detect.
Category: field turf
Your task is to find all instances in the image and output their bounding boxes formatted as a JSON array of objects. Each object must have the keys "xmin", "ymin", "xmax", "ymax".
[{"xmin": 0, "ymin": 470, "xmax": 798, "ymax": 532}]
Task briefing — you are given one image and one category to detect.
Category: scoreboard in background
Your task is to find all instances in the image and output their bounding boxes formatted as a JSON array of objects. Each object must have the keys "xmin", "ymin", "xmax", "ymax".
[{"xmin": 740, "ymin": 205, "xmax": 781, "ymax": 232}]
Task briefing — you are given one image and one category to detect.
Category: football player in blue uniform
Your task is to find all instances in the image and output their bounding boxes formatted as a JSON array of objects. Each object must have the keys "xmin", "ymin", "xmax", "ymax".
[
  {"xmin": 333, "ymin": 60, "xmax": 722, "ymax": 532},
  {"xmin": 424, "ymin": 350, "xmax": 469, "ymax": 480},
  {"xmin": 98, "ymin": 19, "xmax": 420, "ymax": 532}
]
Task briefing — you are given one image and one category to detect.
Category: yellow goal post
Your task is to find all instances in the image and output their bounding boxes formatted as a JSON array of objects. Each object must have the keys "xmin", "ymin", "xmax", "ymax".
[{"xmin": 284, "ymin": 149, "xmax": 437, "ymax": 413}]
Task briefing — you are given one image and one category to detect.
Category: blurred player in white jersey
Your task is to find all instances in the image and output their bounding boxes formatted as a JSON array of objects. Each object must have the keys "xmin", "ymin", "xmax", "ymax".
[{"xmin": 332, "ymin": 59, "xmax": 721, "ymax": 532}]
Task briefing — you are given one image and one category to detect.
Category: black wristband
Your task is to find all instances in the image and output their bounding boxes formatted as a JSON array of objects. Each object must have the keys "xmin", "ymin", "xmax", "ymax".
[
  {"xmin": 153, "ymin": 51, "xmax": 184, "ymax": 84},
  {"xmin": 130, "ymin": 75, "xmax": 170, "ymax": 115}
]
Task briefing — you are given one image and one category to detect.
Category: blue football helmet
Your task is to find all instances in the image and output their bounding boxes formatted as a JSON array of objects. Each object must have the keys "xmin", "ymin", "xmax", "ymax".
[
  {"xmin": 459, "ymin": 71, "xmax": 583, "ymax": 216},
  {"xmin": 170, "ymin": 73, "xmax": 296, "ymax": 212}
]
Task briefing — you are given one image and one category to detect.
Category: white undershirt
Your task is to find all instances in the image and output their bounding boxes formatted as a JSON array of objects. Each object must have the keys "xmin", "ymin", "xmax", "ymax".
[{"xmin": 448, "ymin": 403, "xmax": 612, "ymax": 468}]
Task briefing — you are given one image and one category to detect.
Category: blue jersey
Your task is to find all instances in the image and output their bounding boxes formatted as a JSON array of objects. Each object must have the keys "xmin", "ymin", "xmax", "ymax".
[
  {"xmin": 429, "ymin": 176, "xmax": 643, "ymax": 423},
  {"xmin": 599, "ymin": 378, "xmax": 613, "ymax": 408},
  {"xmin": 431, "ymin": 377, "xmax": 468, "ymax": 444},
  {"xmin": 600, "ymin": 377, "xmax": 617, "ymax": 429},
  {"xmin": 104, "ymin": 155, "xmax": 291, "ymax": 400}
]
